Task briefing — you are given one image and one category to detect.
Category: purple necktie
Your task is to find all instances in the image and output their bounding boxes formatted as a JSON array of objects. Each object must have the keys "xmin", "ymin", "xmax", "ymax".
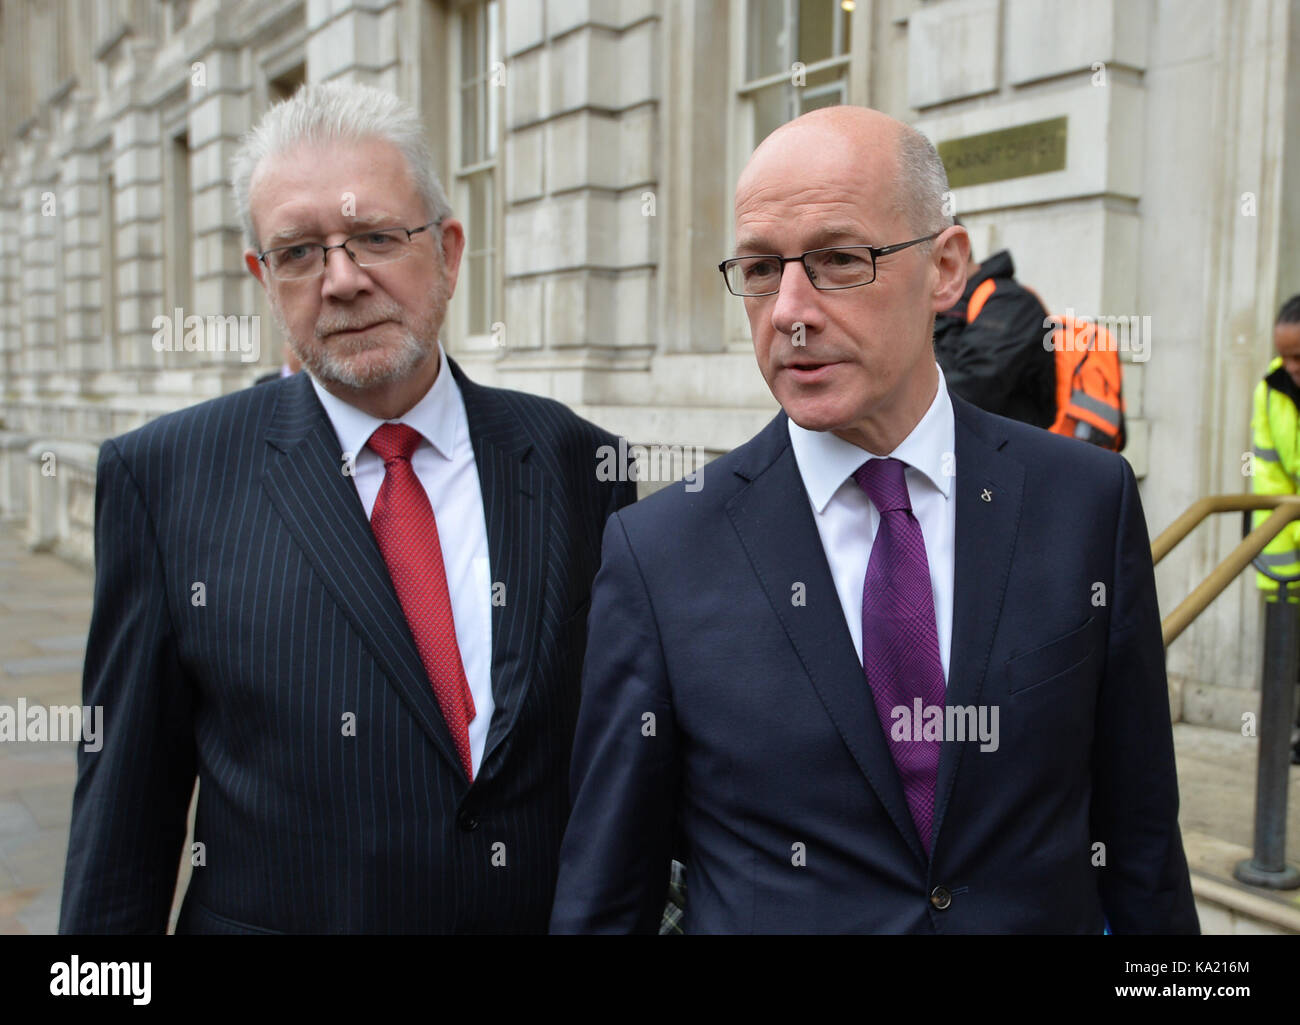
[{"xmin": 853, "ymin": 457, "xmax": 945, "ymax": 855}]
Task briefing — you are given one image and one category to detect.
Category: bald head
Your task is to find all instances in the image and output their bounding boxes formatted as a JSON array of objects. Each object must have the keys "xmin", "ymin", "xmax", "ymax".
[
  {"xmin": 736, "ymin": 106, "xmax": 951, "ymax": 242},
  {"xmin": 742, "ymin": 106, "xmax": 902, "ymax": 177},
  {"xmin": 727, "ymin": 103, "xmax": 969, "ymax": 456}
]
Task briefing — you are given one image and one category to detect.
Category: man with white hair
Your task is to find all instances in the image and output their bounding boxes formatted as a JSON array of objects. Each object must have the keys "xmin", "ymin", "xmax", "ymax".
[
  {"xmin": 552, "ymin": 106, "xmax": 1198, "ymax": 934},
  {"xmin": 61, "ymin": 82, "xmax": 635, "ymax": 933}
]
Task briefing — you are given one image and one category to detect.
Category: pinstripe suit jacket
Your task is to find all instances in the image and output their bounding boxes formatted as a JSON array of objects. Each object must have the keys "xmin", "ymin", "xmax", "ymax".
[{"xmin": 59, "ymin": 359, "xmax": 636, "ymax": 934}]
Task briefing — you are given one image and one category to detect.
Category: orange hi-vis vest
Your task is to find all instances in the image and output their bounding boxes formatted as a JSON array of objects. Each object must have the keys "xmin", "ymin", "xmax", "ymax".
[{"xmin": 966, "ymin": 278, "xmax": 1126, "ymax": 451}]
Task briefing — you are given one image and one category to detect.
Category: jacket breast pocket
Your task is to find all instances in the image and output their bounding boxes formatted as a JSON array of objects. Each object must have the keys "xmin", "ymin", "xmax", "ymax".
[{"xmin": 1005, "ymin": 616, "xmax": 1097, "ymax": 696}]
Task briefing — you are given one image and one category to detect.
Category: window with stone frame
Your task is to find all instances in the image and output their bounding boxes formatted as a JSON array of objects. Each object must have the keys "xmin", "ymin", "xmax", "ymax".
[
  {"xmin": 451, "ymin": 0, "xmax": 502, "ymax": 346},
  {"xmin": 739, "ymin": 0, "xmax": 854, "ymax": 152},
  {"xmin": 724, "ymin": 0, "xmax": 863, "ymax": 348},
  {"xmin": 269, "ymin": 64, "xmax": 306, "ymax": 105},
  {"xmin": 162, "ymin": 127, "xmax": 192, "ymax": 368}
]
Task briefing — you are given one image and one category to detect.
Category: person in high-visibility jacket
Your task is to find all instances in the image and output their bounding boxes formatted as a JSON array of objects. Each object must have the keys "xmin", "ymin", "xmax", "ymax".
[
  {"xmin": 1251, "ymin": 295, "xmax": 1300, "ymax": 763},
  {"xmin": 1251, "ymin": 294, "xmax": 1300, "ymax": 596}
]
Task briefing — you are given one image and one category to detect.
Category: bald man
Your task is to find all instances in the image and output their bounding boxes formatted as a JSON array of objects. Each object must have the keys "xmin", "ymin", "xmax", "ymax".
[{"xmin": 549, "ymin": 107, "xmax": 1197, "ymax": 934}]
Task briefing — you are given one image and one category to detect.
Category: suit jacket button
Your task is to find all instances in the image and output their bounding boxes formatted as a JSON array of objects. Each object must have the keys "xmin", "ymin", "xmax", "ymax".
[
  {"xmin": 930, "ymin": 886, "xmax": 952, "ymax": 910},
  {"xmin": 458, "ymin": 810, "xmax": 479, "ymax": 832}
]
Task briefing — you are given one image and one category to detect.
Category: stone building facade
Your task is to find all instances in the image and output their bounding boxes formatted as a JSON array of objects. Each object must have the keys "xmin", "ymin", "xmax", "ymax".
[{"xmin": 1, "ymin": 0, "xmax": 1298, "ymax": 726}]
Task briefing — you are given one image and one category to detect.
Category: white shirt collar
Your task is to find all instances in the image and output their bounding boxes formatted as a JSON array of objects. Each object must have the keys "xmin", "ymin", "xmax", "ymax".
[
  {"xmin": 788, "ymin": 364, "xmax": 955, "ymax": 513},
  {"xmin": 308, "ymin": 341, "xmax": 463, "ymax": 461}
]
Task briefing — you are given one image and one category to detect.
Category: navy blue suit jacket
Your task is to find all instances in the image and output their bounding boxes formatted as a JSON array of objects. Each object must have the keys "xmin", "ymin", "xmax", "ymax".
[
  {"xmin": 60, "ymin": 360, "xmax": 636, "ymax": 933},
  {"xmin": 551, "ymin": 394, "xmax": 1199, "ymax": 934}
]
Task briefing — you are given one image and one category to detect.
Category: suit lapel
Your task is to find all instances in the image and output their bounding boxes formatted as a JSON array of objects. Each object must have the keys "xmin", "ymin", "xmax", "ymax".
[
  {"xmin": 930, "ymin": 396, "xmax": 1025, "ymax": 850},
  {"xmin": 260, "ymin": 372, "xmax": 468, "ymax": 780},
  {"xmin": 726, "ymin": 414, "xmax": 928, "ymax": 866},
  {"xmin": 450, "ymin": 360, "xmax": 548, "ymax": 781}
]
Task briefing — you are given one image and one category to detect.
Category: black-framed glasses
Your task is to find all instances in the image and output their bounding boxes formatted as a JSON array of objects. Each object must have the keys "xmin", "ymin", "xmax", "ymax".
[
  {"xmin": 718, "ymin": 232, "xmax": 941, "ymax": 297},
  {"xmin": 258, "ymin": 219, "xmax": 443, "ymax": 280}
]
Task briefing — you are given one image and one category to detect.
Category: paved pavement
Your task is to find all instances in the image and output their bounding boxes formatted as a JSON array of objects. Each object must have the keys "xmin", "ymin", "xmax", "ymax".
[
  {"xmin": 2, "ymin": 521, "xmax": 1300, "ymax": 933},
  {"xmin": 0, "ymin": 526, "xmax": 93, "ymax": 934}
]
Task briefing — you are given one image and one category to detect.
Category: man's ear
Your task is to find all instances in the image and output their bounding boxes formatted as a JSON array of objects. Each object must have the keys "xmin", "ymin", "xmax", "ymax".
[
  {"xmin": 930, "ymin": 224, "xmax": 970, "ymax": 313},
  {"xmin": 438, "ymin": 218, "xmax": 467, "ymax": 297},
  {"xmin": 245, "ymin": 249, "xmax": 267, "ymax": 287}
]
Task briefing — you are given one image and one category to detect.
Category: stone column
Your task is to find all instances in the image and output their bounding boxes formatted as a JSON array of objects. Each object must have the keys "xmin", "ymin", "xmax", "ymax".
[
  {"xmin": 306, "ymin": 0, "xmax": 402, "ymax": 88},
  {"xmin": 188, "ymin": 30, "xmax": 260, "ymax": 392},
  {"xmin": 1144, "ymin": 0, "xmax": 1297, "ymax": 721},
  {"xmin": 0, "ymin": 155, "xmax": 23, "ymax": 407},
  {"xmin": 657, "ymin": 0, "xmax": 729, "ymax": 357},
  {"xmin": 99, "ymin": 34, "xmax": 164, "ymax": 381},
  {"xmin": 51, "ymin": 89, "xmax": 109, "ymax": 385},
  {"xmin": 488, "ymin": 0, "xmax": 661, "ymax": 406},
  {"xmin": 16, "ymin": 126, "xmax": 60, "ymax": 390}
]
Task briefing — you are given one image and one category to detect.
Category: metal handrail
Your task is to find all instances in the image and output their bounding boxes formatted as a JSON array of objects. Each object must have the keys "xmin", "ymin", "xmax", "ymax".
[
  {"xmin": 1152, "ymin": 495, "xmax": 1300, "ymax": 646},
  {"xmin": 1151, "ymin": 492, "xmax": 1300, "ymax": 889},
  {"xmin": 1152, "ymin": 494, "xmax": 1300, "ymax": 564}
]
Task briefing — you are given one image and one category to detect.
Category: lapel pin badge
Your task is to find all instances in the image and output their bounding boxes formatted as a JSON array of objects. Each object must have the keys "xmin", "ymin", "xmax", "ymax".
[{"xmin": 980, "ymin": 488, "xmax": 992, "ymax": 503}]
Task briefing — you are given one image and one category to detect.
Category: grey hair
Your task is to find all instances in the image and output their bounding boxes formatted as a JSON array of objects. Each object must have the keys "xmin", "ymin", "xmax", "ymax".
[
  {"xmin": 231, "ymin": 81, "xmax": 453, "ymax": 250},
  {"xmin": 894, "ymin": 125, "xmax": 952, "ymax": 239}
]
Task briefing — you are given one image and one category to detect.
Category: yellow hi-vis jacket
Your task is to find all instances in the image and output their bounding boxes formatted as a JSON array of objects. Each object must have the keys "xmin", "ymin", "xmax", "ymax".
[{"xmin": 1251, "ymin": 356, "xmax": 1300, "ymax": 594}]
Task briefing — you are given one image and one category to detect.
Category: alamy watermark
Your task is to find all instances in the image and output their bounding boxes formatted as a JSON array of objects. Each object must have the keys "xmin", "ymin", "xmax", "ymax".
[
  {"xmin": 1043, "ymin": 309, "xmax": 1151, "ymax": 363},
  {"xmin": 0, "ymin": 698, "xmax": 102, "ymax": 752},
  {"xmin": 151, "ymin": 307, "xmax": 261, "ymax": 363},
  {"xmin": 596, "ymin": 439, "xmax": 706, "ymax": 493},
  {"xmin": 50, "ymin": 957, "xmax": 150, "ymax": 1005},
  {"xmin": 890, "ymin": 699, "xmax": 999, "ymax": 752}
]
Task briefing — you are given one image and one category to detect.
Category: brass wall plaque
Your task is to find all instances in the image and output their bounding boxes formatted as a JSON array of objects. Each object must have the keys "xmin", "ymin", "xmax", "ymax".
[{"xmin": 937, "ymin": 116, "xmax": 1068, "ymax": 189}]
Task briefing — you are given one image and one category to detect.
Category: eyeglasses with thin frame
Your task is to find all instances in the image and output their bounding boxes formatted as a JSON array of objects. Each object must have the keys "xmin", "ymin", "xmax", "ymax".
[
  {"xmin": 257, "ymin": 218, "xmax": 444, "ymax": 281},
  {"xmin": 718, "ymin": 232, "xmax": 941, "ymax": 297}
]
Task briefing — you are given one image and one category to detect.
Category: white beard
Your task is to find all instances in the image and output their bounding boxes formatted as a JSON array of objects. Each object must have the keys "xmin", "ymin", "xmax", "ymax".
[
  {"xmin": 301, "ymin": 324, "xmax": 430, "ymax": 390},
  {"xmin": 269, "ymin": 292, "xmax": 445, "ymax": 391}
]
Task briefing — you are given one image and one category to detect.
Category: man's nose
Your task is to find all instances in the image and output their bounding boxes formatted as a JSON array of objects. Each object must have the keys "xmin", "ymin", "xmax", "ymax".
[
  {"xmin": 770, "ymin": 259, "xmax": 823, "ymax": 338},
  {"xmin": 319, "ymin": 246, "xmax": 373, "ymax": 301}
]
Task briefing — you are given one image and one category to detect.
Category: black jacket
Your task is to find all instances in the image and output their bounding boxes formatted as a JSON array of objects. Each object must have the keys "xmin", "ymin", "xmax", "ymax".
[
  {"xmin": 552, "ymin": 397, "xmax": 1197, "ymax": 934},
  {"xmin": 60, "ymin": 360, "xmax": 637, "ymax": 933},
  {"xmin": 934, "ymin": 250, "xmax": 1056, "ymax": 429}
]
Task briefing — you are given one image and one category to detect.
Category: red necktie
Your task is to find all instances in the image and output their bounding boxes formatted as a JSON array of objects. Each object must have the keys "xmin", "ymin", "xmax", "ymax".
[{"xmin": 367, "ymin": 422, "xmax": 476, "ymax": 780}]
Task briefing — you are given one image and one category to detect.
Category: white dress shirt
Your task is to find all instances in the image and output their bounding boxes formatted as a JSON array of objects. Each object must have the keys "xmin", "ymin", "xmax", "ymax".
[
  {"xmin": 310, "ymin": 343, "xmax": 495, "ymax": 775},
  {"xmin": 787, "ymin": 366, "xmax": 956, "ymax": 684}
]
